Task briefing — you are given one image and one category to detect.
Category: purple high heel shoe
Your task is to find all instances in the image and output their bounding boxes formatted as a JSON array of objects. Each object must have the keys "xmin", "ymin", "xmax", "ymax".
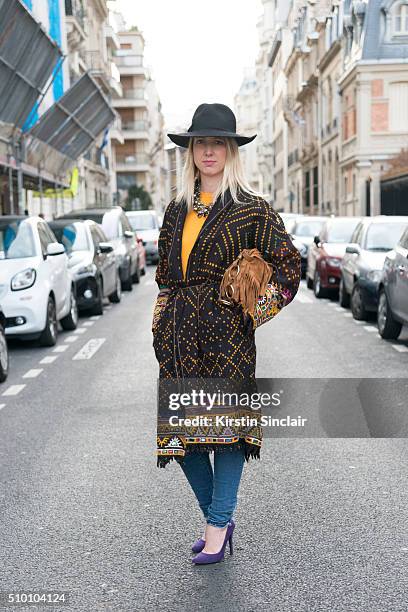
[
  {"xmin": 191, "ymin": 519, "xmax": 235, "ymax": 553},
  {"xmin": 192, "ymin": 520, "xmax": 235, "ymax": 565}
]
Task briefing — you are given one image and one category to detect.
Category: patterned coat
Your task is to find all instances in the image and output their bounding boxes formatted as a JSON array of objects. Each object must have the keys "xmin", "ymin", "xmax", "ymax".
[{"xmin": 153, "ymin": 187, "xmax": 301, "ymax": 468}]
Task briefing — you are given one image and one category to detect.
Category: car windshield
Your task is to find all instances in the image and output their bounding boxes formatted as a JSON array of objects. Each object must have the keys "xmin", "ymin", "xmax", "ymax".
[
  {"xmin": 293, "ymin": 220, "xmax": 324, "ymax": 237},
  {"xmin": 128, "ymin": 215, "xmax": 157, "ymax": 230},
  {"xmin": 326, "ymin": 219, "xmax": 360, "ymax": 243},
  {"xmin": 0, "ymin": 220, "xmax": 36, "ymax": 259},
  {"xmin": 51, "ymin": 224, "xmax": 90, "ymax": 254},
  {"xmin": 365, "ymin": 222, "xmax": 408, "ymax": 251}
]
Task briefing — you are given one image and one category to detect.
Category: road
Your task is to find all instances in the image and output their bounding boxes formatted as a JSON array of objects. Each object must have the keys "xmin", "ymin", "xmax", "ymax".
[{"xmin": 0, "ymin": 269, "xmax": 407, "ymax": 612}]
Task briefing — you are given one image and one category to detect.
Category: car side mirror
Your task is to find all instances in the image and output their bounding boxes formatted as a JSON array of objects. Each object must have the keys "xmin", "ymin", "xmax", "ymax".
[
  {"xmin": 345, "ymin": 244, "xmax": 360, "ymax": 255},
  {"xmin": 99, "ymin": 242, "xmax": 114, "ymax": 253},
  {"xmin": 46, "ymin": 242, "xmax": 65, "ymax": 256},
  {"xmin": 124, "ymin": 230, "xmax": 134, "ymax": 239}
]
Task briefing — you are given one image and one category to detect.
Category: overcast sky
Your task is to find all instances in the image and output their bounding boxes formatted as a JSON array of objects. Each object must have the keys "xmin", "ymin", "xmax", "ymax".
[{"xmin": 116, "ymin": 0, "xmax": 263, "ymax": 131}]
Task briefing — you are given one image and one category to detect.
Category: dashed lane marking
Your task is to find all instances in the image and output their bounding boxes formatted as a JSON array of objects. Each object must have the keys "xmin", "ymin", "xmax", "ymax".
[
  {"xmin": 82, "ymin": 321, "xmax": 95, "ymax": 327},
  {"xmin": 0, "ymin": 403, "xmax": 5, "ymax": 410},
  {"xmin": 2, "ymin": 385, "xmax": 26, "ymax": 396},
  {"xmin": 23, "ymin": 369, "xmax": 43, "ymax": 379},
  {"xmin": 72, "ymin": 338, "xmax": 106, "ymax": 360},
  {"xmin": 363, "ymin": 326, "xmax": 378, "ymax": 333},
  {"xmin": 64, "ymin": 336, "xmax": 79, "ymax": 343},
  {"xmin": 391, "ymin": 345, "xmax": 408, "ymax": 353},
  {"xmin": 73, "ymin": 327, "xmax": 87, "ymax": 334},
  {"xmin": 53, "ymin": 345, "xmax": 69, "ymax": 353},
  {"xmin": 89, "ymin": 316, "xmax": 101, "ymax": 320},
  {"xmin": 39, "ymin": 355, "xmax": 58, "ymax": 364},
  {"xmin": 343, "ymin": 313, "xmax": 353, "ymax": 317}
]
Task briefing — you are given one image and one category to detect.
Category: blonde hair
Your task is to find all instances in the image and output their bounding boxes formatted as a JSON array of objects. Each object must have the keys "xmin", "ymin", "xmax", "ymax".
[{"xmin": 175, "ymin": 138, "xmax": 264, "ymax": 211}]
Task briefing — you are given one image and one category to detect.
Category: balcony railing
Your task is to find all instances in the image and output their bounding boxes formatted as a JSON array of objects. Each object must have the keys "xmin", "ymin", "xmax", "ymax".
[
  {"xmin": 122, "ymin": 120, "xmax": 149, "ymax": 132},
  {"xmin": 116, "ymin": 153, "xmax": 150, "ymax": 166},
  {"xmin": 83, "ymin": 50, "xmax": 109, "ymax": 74},
  {"xmin": 122, "ymin": 88, "xmax": 147, "ymax": 100},
  {"xmin": 84, "ymin": 148, "xmax": 109, "ymax": 170},
  {"xmin": 114, "ymin": 54, "xmax": 143, "ymax": 67}
]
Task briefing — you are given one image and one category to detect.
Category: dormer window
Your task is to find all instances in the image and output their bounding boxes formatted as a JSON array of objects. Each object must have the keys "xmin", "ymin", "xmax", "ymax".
[{"xmin": 394, "ymin": 2, "xmax": 408, "ymax": 34}]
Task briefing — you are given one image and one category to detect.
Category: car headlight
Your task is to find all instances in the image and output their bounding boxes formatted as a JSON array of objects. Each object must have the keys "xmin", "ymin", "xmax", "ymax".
[
  {"xmin": 326, "ymin": 257, "xmax": 341, "ymax": 267},
  {"xmin": 76, "ymin": 264, "xmax": 94, "ymax": 275},
  {"xmin": 366, "ymin": 269, "xmax": 382, "ymax": 282},
  {"xmin": 11, "ymin": 268, "xmax": 36, "ymax": 291}
]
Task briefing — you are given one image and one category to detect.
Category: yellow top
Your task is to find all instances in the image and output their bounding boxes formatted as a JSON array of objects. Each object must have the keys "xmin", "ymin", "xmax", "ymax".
[{"xmin": 181, "ymin": 191, "xmax": 213, "ymax": 279}]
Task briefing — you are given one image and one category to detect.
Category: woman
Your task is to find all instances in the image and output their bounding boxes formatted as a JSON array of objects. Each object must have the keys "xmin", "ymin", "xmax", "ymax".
[{"xmin": 152, "ymin": 103, "xmax": 301, "ymax": 565}]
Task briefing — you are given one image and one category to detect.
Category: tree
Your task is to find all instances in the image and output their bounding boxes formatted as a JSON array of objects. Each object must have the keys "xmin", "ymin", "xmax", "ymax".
[{"xmin": 125, "ymin": 184, "xmax": 153, "ymax": 211}]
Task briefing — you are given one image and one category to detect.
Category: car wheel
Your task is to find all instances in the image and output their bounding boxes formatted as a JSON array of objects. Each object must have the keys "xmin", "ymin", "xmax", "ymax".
[
  {"xmin": 39, "ymin": 296, "xmax": 58, "ymax": 346},
  {"xmin": 339, "ymin": 275, "xmax": 350, "ymax": 308},
  {"xmin": 109, "ymin": 273, "xmax": 122, "ymax": 304},
  {"xmin": 306, "ymin": 275, "xmax": 313, "ymax": 290},
  {"xmin": 89, "ymin": 278, "xmax": 104, "ymax": 316},
  {"xmin": 313, "ymin": 269, "xmax": 328, "ymax": 299},
  {"xmin": 122, "ymin": 263, "xmax": 133, "ymax": 291},
  {"xmin": 60, "ymin": 287, "xmax": 79, "ymax": 330},
  {"xmin": 0, "ymin": 325, "xmax": 9, "ymax": 383},
  {"xmin": 351, "ymin": 282, "xmax": 368, "ymax": 320},
  {"xmin": 377, "ymin": 289, "xmax": 402, "ymax": 340},
  {"xmin": 132, "ymin": 262, "xmax": 140, "ymax": 284}
]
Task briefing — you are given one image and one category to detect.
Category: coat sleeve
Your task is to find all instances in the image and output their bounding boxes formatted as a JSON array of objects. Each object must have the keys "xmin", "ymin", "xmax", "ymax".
[
  {"xmin": 253, "ymin": 199, "xmax": 301, "ymax": 314},
  {"xmin": 152, "ymin": 200, "xmax": 174, "ymax": 333},
  {"xmin": 155, "ymin": 199, "xmax": 175, "ymax": 290}
]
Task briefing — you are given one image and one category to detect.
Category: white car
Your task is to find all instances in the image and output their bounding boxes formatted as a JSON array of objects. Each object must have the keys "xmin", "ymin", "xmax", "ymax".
[
  {"xmin": 126, "ymin": 210, "xmax": 160, "ymax": 264},
  {"xmin": 0, "ymin": 215, "xmax": 78, "ymax": 346}
]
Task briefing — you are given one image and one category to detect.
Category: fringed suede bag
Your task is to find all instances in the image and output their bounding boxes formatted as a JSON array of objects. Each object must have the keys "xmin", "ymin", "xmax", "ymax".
[{"xmin": 218, "ymin": 248, "xmax": 289, "ymax": 329}]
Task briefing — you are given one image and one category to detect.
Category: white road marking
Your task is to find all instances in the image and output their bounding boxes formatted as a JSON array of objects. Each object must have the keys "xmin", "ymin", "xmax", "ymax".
[
  {"xmin": 73, "ymin": 327, "xmax": 87, "ymax": 334},
  {"xmin": 23, "ymin": 369, "xmax": 43, "ymax": 379},
  {"xmin": 0, "ymin": 403, "xmax": 5, "ymax": 410},
  {"xmin": 334, "ymin": 307, "xmax": 344, "ymax": 312},
  {"xmin": 2, "ymin": 385, "xmax": 26, "ymax": 396},
  {"xmin": 363, "ymin": 326, "xmax": 378, "ymax": 333},
  {"xmin": 353, "ymin": 320, "xmax": 366, "ymax": 325},
  {"xmin": 72, "ymin": 338, "xmax": 106, "ymax": 360},
  {"xmin": 64, "ymin": 335, "xmax": 79, "ymax": 343},
  {"xmin": 391, "ymin": 345, "xmax": 408, "ymax": 353},
  {"xmin": 82, "ymin": 321, "xmax": 95, "ymax": 327},
  {"xmin": 296, "ymin": 293, "xmax": 313, "ymax": 304},
  {"xmin": 343, "ymin": 313, "xmax": 353, "ymax": 317},
  {"xmin": 327, "ymin": 302, "xmax": 337, "ymax": 307},
  {"xmin": 39, "ymin": 355, "xmax": 58, "ymax": 364},
  {"xmin": 89, "ymin": 315, "xmax": 101, "ymax": 320},
  {"xmin": 53, "ymin": 345, "xmax": 69, "ymax": 353}
]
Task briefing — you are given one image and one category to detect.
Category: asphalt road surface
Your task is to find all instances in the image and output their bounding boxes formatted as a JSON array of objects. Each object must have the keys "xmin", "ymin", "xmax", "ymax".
[{"xmin": 0, "ymin": 269, "xmax": 407, "ymax": 612}]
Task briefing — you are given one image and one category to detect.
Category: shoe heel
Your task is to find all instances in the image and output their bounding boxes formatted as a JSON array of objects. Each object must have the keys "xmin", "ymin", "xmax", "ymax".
[{"xmin": 229, "ymin": 535, "xmax": 233, "ymax": 555}]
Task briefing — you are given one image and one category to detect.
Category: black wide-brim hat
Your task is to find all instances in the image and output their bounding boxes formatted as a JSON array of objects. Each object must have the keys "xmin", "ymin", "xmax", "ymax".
[{"xmin": 167, "ymin": 103, "xmax": 257, "ymax": 148}]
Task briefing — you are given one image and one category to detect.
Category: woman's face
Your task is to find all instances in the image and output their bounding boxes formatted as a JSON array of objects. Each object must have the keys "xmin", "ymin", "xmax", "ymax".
[{"xmin": 193, "ymin": 137, "xmax": 227, "ymax": 179}]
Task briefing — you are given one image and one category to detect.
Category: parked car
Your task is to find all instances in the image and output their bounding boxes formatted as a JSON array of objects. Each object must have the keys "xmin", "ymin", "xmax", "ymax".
[
  {"xmin": 0, "ymin": 215, "xmax": 78, "ymax": 346},
  {"xmin": 279, "ymin": 213, "xmax": 305, "ymax": 234},
  {"xmin": 290, "ymin": 216, "xmax": 327, "ymax": 278},
  {"xmin": 126, "ymin": 210, "xmax": 160, "ymax": 264},
  {"xmin": 377, "ymin": 225, "xmax": 408, "ymax": 339},
  {"xmin": 0, "ymin": 304, "xmax": 9, "ymax": 382},
  {"xmin": 48, "ymin": 219, "xmax": 122, "ymax": 315},
  {"xmin": 306, "ymin": 216, "xmax": 362, "ymax": 297},
  {"xmin": 340, "ymin": 215, "xmax": 408, "ymax": 320},
  {"xmin": 58, "ymin": 207, "xmax": 140, "ymax": 290}
]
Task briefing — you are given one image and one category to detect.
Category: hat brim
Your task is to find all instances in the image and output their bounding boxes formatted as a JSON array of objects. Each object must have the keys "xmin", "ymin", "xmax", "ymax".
[{"xmin": 167, "ymin": 129, "xmax": 257, "ymax": 148}]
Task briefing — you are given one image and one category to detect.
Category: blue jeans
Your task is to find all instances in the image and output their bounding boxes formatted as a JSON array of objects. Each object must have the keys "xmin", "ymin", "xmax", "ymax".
[{"xmin": 180, "ymin": 446, "xmax": 245, "ymax": 528}]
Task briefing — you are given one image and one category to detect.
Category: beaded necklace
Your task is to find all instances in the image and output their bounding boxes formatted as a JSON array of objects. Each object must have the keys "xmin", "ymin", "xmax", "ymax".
[{"xmin": 192, "ymin": 180, "xmax": 214, "ymax": 217}]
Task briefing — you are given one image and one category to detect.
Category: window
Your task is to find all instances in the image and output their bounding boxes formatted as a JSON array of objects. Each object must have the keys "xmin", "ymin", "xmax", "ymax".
[
  {"xmin": 389, "ymin": 82, "xmax": 408, "ymax": 130},
  {"xmin": 394, "ymin": 2, "xmax": 408, "ymax": 33},
  {"xmin": 38, "ymin": 223, "xmax": 54, "ymax": 252}
]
